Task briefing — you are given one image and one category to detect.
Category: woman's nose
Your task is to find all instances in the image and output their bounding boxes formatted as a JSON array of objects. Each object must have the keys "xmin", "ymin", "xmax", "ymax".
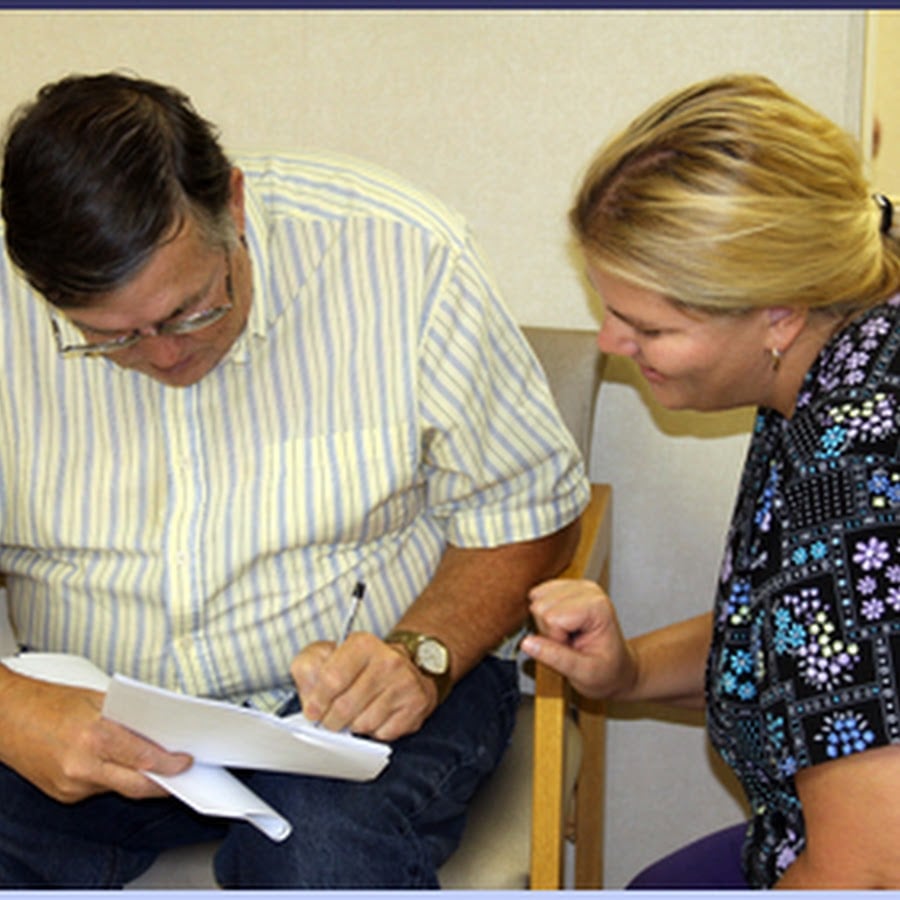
[{"xmin": 597, "ymin": 318, "xmax": 638, "ymax": 357}]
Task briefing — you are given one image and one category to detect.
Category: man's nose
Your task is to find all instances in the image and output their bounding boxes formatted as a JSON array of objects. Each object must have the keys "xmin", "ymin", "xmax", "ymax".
[{"xmin": 137, "ymin": 332, "xmax": 187, "ymax": 367}]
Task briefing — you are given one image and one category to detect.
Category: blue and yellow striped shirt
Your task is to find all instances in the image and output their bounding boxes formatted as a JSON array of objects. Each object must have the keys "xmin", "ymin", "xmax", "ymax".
[{"xmin": 0, "ymin": 152, "xmax": 589, "ymax": 711}]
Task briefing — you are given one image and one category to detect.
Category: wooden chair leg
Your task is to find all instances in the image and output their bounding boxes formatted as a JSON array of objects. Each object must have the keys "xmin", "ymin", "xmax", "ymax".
[
  {"xmin": 573, "ymin": 506, "xmax": 610, "ymax": 889},
  {"xmin": 529, "ymin": 662, "xmax": 567, "ymax": 889},
  {"xmin": 574, "ymin": 695, "xmax": 606, "ymax": 888},
  {"xmin": 530, "ymin": 483, "xmax": 611, "ymax": 890}
]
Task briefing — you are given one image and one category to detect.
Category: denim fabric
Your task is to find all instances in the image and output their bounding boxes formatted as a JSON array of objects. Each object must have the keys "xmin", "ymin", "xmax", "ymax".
[{"xmin": 0, "ymin": 656, "xmax": 519, "ymax": 888}]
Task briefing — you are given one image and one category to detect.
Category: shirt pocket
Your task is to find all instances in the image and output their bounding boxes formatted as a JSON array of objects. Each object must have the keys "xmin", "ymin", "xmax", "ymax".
[{"xmin": 254, "ymin": 423, "xmax": 422, "ymax": 546}]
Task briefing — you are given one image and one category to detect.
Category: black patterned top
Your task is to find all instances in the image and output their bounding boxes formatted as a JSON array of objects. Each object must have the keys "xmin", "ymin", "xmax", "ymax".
[{"xmin": 706, "ymin": 296, "xmax": 900, "ymax": 887}]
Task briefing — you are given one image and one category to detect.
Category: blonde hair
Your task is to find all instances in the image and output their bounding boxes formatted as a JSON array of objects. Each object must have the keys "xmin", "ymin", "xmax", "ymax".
[{"xmin": 571, "ymin": 73, "xmax": 900, "ymax": 315}]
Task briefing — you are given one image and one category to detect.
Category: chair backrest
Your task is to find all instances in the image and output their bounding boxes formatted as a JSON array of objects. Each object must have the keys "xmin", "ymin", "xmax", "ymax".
[
  {"xmin": 438, "ymin": 324, "xmax": 608, "ymax": 891},
  {"xmin": 522, "ymin": 326, "xmax": 608, "ymax": 890},
  {"xmin": 521, "ymin": 326, "xmax": 603, "ymax": 463}
]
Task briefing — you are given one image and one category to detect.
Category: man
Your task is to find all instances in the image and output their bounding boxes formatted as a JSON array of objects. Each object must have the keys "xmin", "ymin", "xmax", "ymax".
[{"xmin": 0, "ymin": 73, "xmax": 588, "ymax": 888}]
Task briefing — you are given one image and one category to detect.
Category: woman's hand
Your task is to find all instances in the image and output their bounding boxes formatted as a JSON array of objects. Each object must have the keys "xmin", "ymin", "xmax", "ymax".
[
  {"xmin": 521, "ymin": 578, "xmax": 638, "ymax": 700},
  {"xmin": 522, "ymin": 581, "xmax": 711, "ymax": 709}
]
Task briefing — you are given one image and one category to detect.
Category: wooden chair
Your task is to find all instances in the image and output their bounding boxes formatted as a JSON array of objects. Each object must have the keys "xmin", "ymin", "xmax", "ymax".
[
  {"xmin": 438, "ymin": 327, "xmax": 610, "ymax": 890},
  {"xmin": 0, "ymin": 326, "xmax": 610, "ymax": 891},
  {"xmin": 525, "ymin": 329, "xmax": 609, "ymax": 890}
]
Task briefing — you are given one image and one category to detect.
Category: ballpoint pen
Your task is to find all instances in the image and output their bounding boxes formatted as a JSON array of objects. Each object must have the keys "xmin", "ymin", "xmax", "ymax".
[
  {"xmin": 310, "ymin": 581, "xmax": 367, "ymax": 731},
  {"xmin": 338, "ymin": 581, "xmax": 366, "ymax": 644}
]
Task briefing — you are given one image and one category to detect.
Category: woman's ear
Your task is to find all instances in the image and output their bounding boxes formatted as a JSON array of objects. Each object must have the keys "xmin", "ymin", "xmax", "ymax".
[{"xmin": 766, "ymin": 305, "xmax": 808, "ymax": 355}]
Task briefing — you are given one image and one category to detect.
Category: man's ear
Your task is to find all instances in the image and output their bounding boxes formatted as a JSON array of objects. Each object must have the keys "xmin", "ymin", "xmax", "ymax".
[
  {"xmin": 228, "ymin": 167, "xmax": 246, "ymax": 234},
  {"xmin": 766, "ymin": 305, "xmax": 808, "ymax": 355}
]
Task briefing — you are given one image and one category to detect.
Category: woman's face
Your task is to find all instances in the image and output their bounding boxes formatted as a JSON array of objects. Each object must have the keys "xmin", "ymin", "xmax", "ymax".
[{"xmin": 589, "ymin": 265, "xmax": 774, "ymax": 413}]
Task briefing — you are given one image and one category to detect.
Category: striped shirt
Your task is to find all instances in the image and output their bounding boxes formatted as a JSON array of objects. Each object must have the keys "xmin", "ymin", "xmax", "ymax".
[{"xmin": 0, "ymin": 152, "xmax": 589, "ymax": 711}]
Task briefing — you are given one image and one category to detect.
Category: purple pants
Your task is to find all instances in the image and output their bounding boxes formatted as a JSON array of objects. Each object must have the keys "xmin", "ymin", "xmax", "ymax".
[{"xmin": 628, "ymin": 823, "xmax": 750, "ymax": 890}]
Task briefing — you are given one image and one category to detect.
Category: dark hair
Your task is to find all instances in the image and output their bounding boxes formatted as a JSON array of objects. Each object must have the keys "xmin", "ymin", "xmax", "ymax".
[{"xmin": 1, "ymin": 72, "xmax": 234, "ymax": 307}]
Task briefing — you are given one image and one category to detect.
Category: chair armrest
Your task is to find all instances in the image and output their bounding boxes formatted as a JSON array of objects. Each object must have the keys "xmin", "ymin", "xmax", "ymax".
[
  {"xmin": 558, "ymin": 483, "xmax": 612, "ymax": 584},
  {"xmin": 529, "ymin": 483, "xmax": 611, "ymax": 889}
]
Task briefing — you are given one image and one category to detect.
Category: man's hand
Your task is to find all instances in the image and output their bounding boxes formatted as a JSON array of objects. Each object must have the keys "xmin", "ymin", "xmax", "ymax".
[
  {"xmin": 0, "ymin": 667, "xmax": 192, "ymax": 803},
  {"xmin": 291, "ymin": 632, "xmax": 437, "ymax": 742},
  {"xmin": 290, "ymin": 523, "xmax": 583, "ymax": 742}
]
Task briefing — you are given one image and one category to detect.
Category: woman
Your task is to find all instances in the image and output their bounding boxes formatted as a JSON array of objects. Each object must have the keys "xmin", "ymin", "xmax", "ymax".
[{"xmin": 521, "ymin": 73, "xmax": 900, "ymax": 889}]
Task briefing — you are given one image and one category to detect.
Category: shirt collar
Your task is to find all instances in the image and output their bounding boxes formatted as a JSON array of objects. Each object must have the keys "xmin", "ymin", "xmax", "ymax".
[{"xmin": 222, "ymin": 174, "xmax": 272, "ymax": 365}]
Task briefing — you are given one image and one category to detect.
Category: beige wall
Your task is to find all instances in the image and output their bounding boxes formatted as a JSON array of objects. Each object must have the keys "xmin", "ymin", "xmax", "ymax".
[
  {"xmin": 867, "ymin": 11, "xmax": 900, "ymax": 195},
  {"xmin": 0, "ymin": 11, "xmax": 864, "ymax": 332},
  {"xmin": 0, "ymin": 10, "xmax": 867, "ymax": 888}
]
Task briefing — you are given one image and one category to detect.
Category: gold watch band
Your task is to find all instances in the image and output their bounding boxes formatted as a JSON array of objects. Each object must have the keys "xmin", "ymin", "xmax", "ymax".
[{"xmin": 384, "ymin": 629, "xmax": 453, "ymax": 704}]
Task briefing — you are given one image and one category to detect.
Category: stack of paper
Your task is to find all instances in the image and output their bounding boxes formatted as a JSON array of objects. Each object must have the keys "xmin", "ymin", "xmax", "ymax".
[{"xmin": 2, "ymin": 653, "xmax": 392, "ymax": 841}]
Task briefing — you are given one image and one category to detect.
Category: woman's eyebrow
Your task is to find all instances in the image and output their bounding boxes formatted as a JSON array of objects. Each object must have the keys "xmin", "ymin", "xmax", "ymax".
[{"xmin": 605, "ymin": 304, "xmax": 661, "ymax": 332}]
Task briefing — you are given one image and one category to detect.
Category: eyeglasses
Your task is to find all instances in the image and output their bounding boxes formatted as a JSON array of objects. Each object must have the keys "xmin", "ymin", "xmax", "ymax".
[{"xmin": 51, "ymin": 253, "xmax": 235, "ymax": 357}]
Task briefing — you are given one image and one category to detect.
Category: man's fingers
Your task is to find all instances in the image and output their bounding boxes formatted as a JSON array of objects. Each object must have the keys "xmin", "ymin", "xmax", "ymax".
[{"xmin": 292, "ymin": 633, "xmax": 434, "ymax": 738}]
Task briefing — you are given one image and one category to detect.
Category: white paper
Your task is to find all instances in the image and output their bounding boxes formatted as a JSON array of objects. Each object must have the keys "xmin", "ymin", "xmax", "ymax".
[
  {"xmin": 2, "ymin": 652, "xmax": 391, "ymax": 842},
  {"xmin": 145, "ymin": 763, "xmax": 292, "ymax": 842},
  {"xmin": 2, "ymin": 651, "xmax": 112, "ymax": 691},
  {"xmin": 103, "ymin": 674, "xmax": 391, "ymax": 782}
]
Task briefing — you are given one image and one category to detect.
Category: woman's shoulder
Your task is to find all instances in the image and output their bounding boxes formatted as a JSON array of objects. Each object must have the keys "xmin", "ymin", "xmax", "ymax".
[
  {"xmin": 801, "ymin": 299, "xmax": 900, "ymax": 407},
  {"xmin": 786, "ymin": 299, "xmax": 900, "ymax": 468}
]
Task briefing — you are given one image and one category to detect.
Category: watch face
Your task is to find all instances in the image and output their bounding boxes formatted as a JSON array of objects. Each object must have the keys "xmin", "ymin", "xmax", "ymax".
[{"xmin": 415, "ymin": 638, "xmax": 449, "ymax": 675}]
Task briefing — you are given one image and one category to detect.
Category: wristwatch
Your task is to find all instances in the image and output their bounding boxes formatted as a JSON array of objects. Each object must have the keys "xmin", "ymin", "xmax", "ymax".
[{"xmin": 385, "ymin": 630, "xmax": 453, "ymax": 704}]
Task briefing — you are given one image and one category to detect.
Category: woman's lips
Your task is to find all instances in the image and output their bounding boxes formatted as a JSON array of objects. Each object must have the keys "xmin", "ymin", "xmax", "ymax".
[{"xmin": 638, "ymin": 363, "xmax": 665, "ymax": 384}]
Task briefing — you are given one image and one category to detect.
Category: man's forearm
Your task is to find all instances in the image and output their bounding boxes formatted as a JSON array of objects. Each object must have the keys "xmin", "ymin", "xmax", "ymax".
[{"xmin": 391, "ymin": 518, "xmax": 581, "ymax": 681}]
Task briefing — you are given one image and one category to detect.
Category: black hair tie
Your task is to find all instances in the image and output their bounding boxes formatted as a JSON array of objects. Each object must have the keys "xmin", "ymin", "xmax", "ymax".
[{"xmin": 874, "ymin": 193, "xmax": 894, "ymax": 234}]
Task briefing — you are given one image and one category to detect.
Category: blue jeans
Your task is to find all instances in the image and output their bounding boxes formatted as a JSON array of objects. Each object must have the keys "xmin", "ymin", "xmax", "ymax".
[{"xmin": 0, "ymin": 656, "xmax": 519, "ymax": 889}]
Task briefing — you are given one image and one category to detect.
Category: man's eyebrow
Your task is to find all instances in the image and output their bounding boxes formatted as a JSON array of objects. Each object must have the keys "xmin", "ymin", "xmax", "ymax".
[{"xmin": 70, "ymin": 269, "xmax": 218, "ymax": 335}]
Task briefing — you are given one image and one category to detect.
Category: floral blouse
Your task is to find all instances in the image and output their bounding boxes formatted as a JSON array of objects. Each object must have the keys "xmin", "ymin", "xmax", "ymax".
[{"xmin": 706, "ymin": 296, "xmax": 900, "ymax": 887}]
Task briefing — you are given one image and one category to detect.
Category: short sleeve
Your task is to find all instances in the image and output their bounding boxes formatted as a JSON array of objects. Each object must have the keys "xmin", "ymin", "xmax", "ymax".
[{"xmin": 416, "ymin": 231, "xmax": 589, "ymax": 548}]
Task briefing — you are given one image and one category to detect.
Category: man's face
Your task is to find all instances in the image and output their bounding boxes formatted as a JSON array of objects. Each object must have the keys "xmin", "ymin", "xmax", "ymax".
[{"xmin": 61, "ymin": 214, "xmax": 251, "ymax": 388}]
